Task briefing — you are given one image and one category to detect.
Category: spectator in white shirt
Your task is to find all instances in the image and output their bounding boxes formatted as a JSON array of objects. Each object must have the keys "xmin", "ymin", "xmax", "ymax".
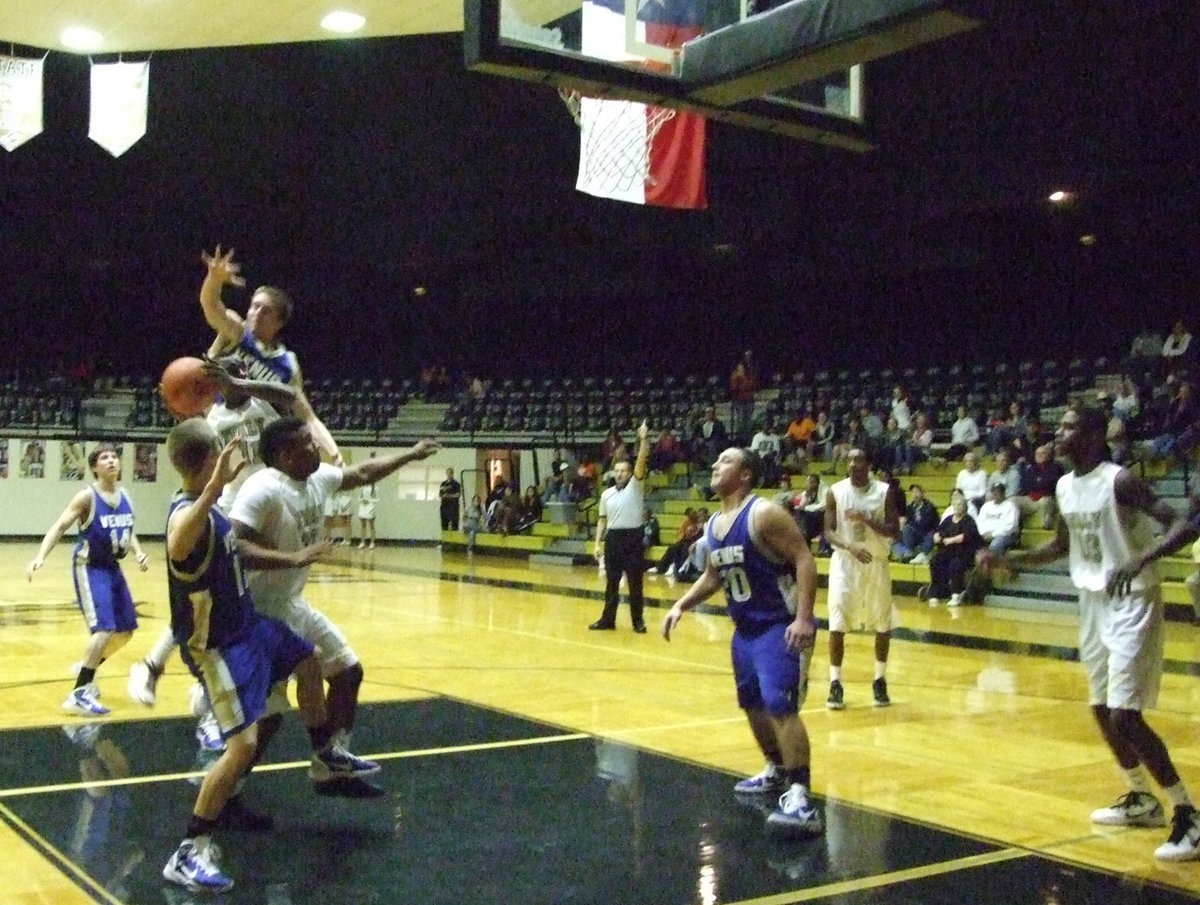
[
  {"xmin": 954, "ymin": 451, "xmax": 989, "ymax": 511},
  {"xmin": 975, "ymin": 483, "xmax": 1020, "ymax": 555},
  {"xmin": 947, "ymin": 405, "xmax": 979, "ymax": 461},
  {"xmin": 1162, "ymin": 319, "xmax": 1192, "ymax": 375},
  {"xmin": 891, "ymin": 386, "xmax": 913, "ymax": 431}
]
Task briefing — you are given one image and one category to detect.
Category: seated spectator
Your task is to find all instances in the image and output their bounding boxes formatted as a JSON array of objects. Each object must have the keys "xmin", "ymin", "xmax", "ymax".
[
  {"xmin": 1130, "ymin": 326, "xmax": 1165, "ymax": 367},
  {"xmin": 982, "ymin": 406, "xmax": 1008, "ymax": 456},
  {"xmin": 947, "ymin": 405, "xmax": 980, "ymax": 461},
  {"xmin": 676, "ymin": 508, "xmax": 711, "ymax": 581},
  {"xmin": 750, "ymin": 418, "xmax": 783, "ymax": 484},
  {"xmin": 778, "ymin": 443, "xmax": 808, "ymax": 477},
  {"xmin": 891, "ymin": 385, "xmax": 913, "ymax": 431},
  {"xmin": 542, "ymin": 468, "xmax": 570, "ymax": 505},
  {"xmin": 642, "ymin": 506, "xmax": 661, "ymax": 552},
  {"xmin": 1149, "ymin": 380, "xmax": 1199, "ymax": 462},
  {"xmin": 829, "ymin": 416, "xmax": 867, "ymax": 475},
  {"xmin": 988, "ymin": 448, "xmax": 1021, "ymax": 500},
  {"xmin": 572, "ymin": 456, "xmax": 599, "ymax": 501},
  {"xmin": 879, "ymin": 416, "xmax": 909, "ymax": 472},
  {"xmin": 649, "ymin": 428, "xmax": 683, "ymax": 473},
  {"xmin": 907, "ymin": 412, "xmax": 934, "ymax": 471},
  {"xmin": 955, "ymin": 451, "xmax": 989, "ymax": 512},
  {"xmin": 1015, "ymin": 443, "xmax": 1064, "ymax": 529},
  {"xmin": 772, "ymin": 474, "xmax": 799, "ymax": 511},
  {"xmin": 648, "ymin": 507, "xmax": 702, "ymax": 578},
  {"xmin": 1162, "ymin": 319, "xmax": 1193, "ymax": 376},
  {"xmin": 975, "ymin": 483, "xmax": 1020, "ymax": 555},
  {"xmin": 495, "ymin": 486, "xmax": 523, "ymax": 536},
  {"xmin": 1111, "ymin": 375, "xmax": 1141, "ymax": 428},
  {"xmin": 810, "ymin": 410, "xmax": 835, "ymax": 462},
  {"xmin": 1108, "ymin": 413, "xmax": 1134, "ymax": 466},
  {"xmin": 877, "ymin": 467, "xmax": 907, "ymax": 525},
  {"xmin": 927, "ymin": 490, "xmax": 981, "ymax": 607},
  {"xmin": 783, "ymin": 407, "xmax": 816, "ymax": 458},
  {"xmin": 521, "ymin": 485, "xmax": 544, "ymax": 528},
  {"xmin": 692, "ymin": 406, "xmax": 728, "ymax": 467},
  {"xmin": 795, "ymin": 474, "xmax": 829, "ymax": 551},
  {"xmin": 859, "ymin": 404, "xmax": 884, "ymax": 455},
  {"xmin": 892, "ymin": 484, "xmax": 939, "ymax": 564}
]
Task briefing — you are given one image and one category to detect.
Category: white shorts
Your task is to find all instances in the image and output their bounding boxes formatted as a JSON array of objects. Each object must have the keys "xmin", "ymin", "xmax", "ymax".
[
  {"xmin": 1078, "ymin": 587, "xmax": 1163, "ymax": 711},
  {"xmin": 358, "ymin": 502, "xmax": 377, "ymax": 520},
  {"xmin": 264, "ymin": 598, "xmax": 359, "ymax": 716},
  {"xmin": 827, "ymin": 550, "xmax": 897, "ymax": 633}
]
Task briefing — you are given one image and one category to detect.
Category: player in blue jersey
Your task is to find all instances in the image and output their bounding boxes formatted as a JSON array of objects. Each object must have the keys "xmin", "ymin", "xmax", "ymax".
[
  {"xmin": 662, "ymin": 447, "xmax": 822, "ymax": 836},
  {"xmin": 161, "ymin": 418, "xmax": 380, "ymax": 893},
  {"xmin": 198, "ymin": 245, "xmax": 342, "ymax": 465},
  {"xmin": 27, "ymin": 444, "xmax": 149, "ymax": 717}
]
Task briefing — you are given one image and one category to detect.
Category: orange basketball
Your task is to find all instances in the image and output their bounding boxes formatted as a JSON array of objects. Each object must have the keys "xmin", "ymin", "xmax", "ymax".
[{"xmin": 160, "ymin": 357, "xmax": 219, "ymax": 418}]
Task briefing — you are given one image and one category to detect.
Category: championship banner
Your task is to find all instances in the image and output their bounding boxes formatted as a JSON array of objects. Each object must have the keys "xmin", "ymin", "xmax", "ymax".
[
  {"xmin": 88, "ymin": 60, "xmax": 149, "ymax": 157},
  {"xmin": 0, "ymin": 54, "xmax": 44, "ymax": 152}
]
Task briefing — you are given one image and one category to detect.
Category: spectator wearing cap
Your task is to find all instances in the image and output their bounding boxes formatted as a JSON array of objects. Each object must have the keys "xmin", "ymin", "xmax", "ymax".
[{"xmin": 975, "ymin": 483, "xmax": 1020, "ymax": 555}]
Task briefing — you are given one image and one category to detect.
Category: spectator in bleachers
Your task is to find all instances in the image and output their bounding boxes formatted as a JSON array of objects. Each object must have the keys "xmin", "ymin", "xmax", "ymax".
[
  {"xmin": 955, "ymin": 451, "xmax": 989, "ymax": 512},
  {"xmin": 811, "ymin": 410, "xmax": 836, "ymax": 463},
  {"xmin": 880, "ymin": 417, "xmax": 908, "ymax": 473},
  {"xmin": 494, "ymin": 486, "xmax": 522, "ymax": 536},
  {"xmin": 891, "ymin": 386, "xmax": 913, "ymax": 431},
  {"xmin": 1149, "ymin": 379, "xmax": 1199, "ymax": 463},
  {"xmin": 522, "ymin": 485, "xmax": 544, "ymax": 527},
  {"xmin": 676, "ymin": 507, "xmax": 711, "ymax": 581},
  {"xmin": 692, "ymin": 406, "xmax": 728, "ymax": 467},
  {"xmin": 794, "ymin": 474, "xmax": 829, "ymax": 551},
  {"xmin": 908, "ymin": 411, "xmax": 934, "ymax": 471},
  {"xmin": 947, "ymin": 405, "xmax": 980, "ymax": 461},
  {"xmin": 601, "ymin": 428, "xmax": 625, "ymax": 471},
  {"xmin": 975, "ymin": 483, "xmax": 1020, "ymax": 555},
  {"xmin": 648, "ymin": 507, "xmax": 702, "ymax": 578},
  {"xmin": 464, "ymin": 495, "xmax": 484, "ymax": 554},
  {"xmin": 750, "ymin": 418, "xmax": 782, "ymax": 485},
  {"xmin": 1015, "ymin": 442, "xmax": 1064, "ymax": 529},
  {"xmin": 892, "ymin": 483, "xmax": 939, "ymax": 564},
  {"xmin": 829, "ymin": 416, "xmax": 867, "ymax": 476},
  {"xmin": 877, "ymin": 468, "xmax": 907, "ymax": 530},
  {"xmin": 783, "ymin": 407, "xmax": 815, "ymax": 457},
  {"xmin": 542, "ymin": 468, "xmax": 569, "ymax": 505},
  {"xmin": 989, "ymin": 448, "xmax": 1021, "ymax": 500},
  {"xmin": 550, "ymin": 447, "xmax": 573, "ymax": 477},
  {"xmin": 859, "ymin": 404, "xmax": 884, "ymax": 454},
  {"xmin": 1162, "ymin": 319, "xmax": 1193, "ymax": 376},
  {"xmin": 983, "ymin": 405, "xmax": 1008, "ymax": 456},
  {"xmin": 1130, "ymin": 326, "xmax": 1165, "ymax": 367},
  {"xmin": 650, "ymin": 428, "xmax": 683, "ymax": 473},
  {"xmin": 729, "ymin": 355, "xmax": 757, "ymax": 443},
  {"xmin": 1112, "ymin": 376, "xmax": 1141, "ymax": 428},
  {"xmin": 642, "ymin": 506, "xmax": 660, "ymax": 552},
  {"xmin": 927, "ymin": 490, "xmax": 982, "ymax": 607},
  {"xmin": 572, "ymin": 456, "xmax": 599, "ymax": 501}
]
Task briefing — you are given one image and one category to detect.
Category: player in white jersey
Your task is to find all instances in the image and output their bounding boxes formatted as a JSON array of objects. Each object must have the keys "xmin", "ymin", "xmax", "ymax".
[
  {"xmin": 981, "ymin": 406, "xmax": 1200, "ymax": 861},
  {"xmin": 128, "ymin": 359, "xmax": 304, "ymax": 712},
  {"xmin": 823, "ymin": 448, "xmax": 899, "ymax": 710}
]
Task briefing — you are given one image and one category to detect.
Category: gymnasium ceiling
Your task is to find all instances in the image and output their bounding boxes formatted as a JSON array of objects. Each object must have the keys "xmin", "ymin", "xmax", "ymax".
[{"xmin": 0, "ymin": 1, "xmax": 574, "ymax": 52}]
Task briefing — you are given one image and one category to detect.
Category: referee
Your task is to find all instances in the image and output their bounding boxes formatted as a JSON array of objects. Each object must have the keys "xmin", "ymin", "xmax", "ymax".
[{"xmin": 590, "ymin": 421, "xmax": 652, "ymax": 633}]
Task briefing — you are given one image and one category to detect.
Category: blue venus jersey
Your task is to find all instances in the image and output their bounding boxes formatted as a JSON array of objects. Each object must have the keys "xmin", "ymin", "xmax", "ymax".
[
  {"xmin": 229, "ymin": 326, "xmax": 298, "ymax": 385},
  {"xmin": 705, "ymin": 497, "xmax": 802, "ymax": 635},
  {"xmin": 74, "ymin": 487, "xmax": 134, "ymax": 567},
  {"xmin": 167, "ymin": 493, "xmax": 258, "ymax": 651}
]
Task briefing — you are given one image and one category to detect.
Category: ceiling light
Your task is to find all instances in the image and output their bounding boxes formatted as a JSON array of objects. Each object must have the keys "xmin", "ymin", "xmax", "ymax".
[
  {"xmin": 61, "ymin": 26, "xmax": 103, "ymax": 51},
  {"xmin": 321, "ymin": 11, "xmax": 366, "ymax": 33},
  {"xmin": 1048, "ymin": 190, "xmax": 1072, "ymax": 203}
]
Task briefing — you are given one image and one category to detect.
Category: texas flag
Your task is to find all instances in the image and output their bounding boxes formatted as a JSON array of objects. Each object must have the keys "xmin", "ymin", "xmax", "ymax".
[{"xmin": 576, "ymin": 0, "xmax": 707, "ymax": 209}]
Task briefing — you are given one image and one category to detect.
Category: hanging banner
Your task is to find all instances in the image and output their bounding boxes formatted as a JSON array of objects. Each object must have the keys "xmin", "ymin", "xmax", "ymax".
[
  {"xmin": 89, "ymin": 60, "xmax": 149, "ymax": 157},
  {"xmin": 0, "ymin": 54, "xmax": 45, "ymax": 152}
]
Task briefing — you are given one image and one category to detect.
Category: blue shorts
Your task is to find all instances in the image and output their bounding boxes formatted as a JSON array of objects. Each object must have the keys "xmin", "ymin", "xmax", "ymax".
[
  {"xmin": 181, "ymin": 616, "xmax": 314, "ymax": 740},
  {"xmin": 731, "ymin": 621, "xmax": 811, "ymax": 717},
  {"xmin": 72, "ymin": 562, "xmax": 137, "ymax": 633}
]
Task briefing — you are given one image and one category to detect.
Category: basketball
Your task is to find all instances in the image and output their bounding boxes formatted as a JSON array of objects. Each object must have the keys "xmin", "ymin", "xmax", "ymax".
[{"xmin": 160, "ymin": 357, "xmax": 219, "ymax": 417}]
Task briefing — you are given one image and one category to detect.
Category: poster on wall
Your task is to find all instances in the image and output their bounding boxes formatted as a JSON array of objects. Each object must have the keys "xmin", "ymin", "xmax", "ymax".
[
  {"xmin": 61, "ymin": 442, "xmax": 86, "ymax": 481},
  {"xmin": 134, "ymin": 443, "xmax": 157, "ymax": 482},
  {"xmin": 20, "ymin": 439, "xmax": 45, "ymax": 478},
  {"xmin": 0, "ymin": 439, "xmax": 7, "ymax": 478}
]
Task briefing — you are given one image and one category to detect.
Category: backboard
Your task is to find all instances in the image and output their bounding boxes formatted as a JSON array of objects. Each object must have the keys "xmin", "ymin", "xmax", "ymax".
[{"xmin": 465, "ymin": 0, "xmax": 986, "ymax": 150}]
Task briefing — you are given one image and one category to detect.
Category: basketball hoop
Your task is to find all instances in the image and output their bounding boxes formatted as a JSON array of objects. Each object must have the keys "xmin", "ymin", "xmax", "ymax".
[{"xmin": 567, "ymin": 92, "xmax": 678, "ymax": 194}]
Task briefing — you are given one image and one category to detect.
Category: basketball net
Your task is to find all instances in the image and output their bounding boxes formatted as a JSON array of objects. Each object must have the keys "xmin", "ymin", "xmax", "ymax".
[{"xmin": 563, "ymin": 89, "xmax": 678, "ymax": 193}]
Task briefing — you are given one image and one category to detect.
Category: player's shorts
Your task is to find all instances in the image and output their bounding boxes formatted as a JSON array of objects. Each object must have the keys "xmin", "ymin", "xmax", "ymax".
[
  {"xmin": 827, "ymin": 550, "xmax": 897, "ymax": 633},
  {"xmin": 1078, "ymin": 586, "xmax": 1164, "ymax": 711},
  {"xmin": 335, "ymin": 495, "xmax": 353, "ymax": 517},
  {"xmin": 731, "ymin": 621, "xmax": 812, "ymax": 716},
  {"xmin": 182, "ymin": 615, "xmax": 313, "ymax": 740},
  {"xmin": 358, "ymin": 502, "xmax": 377, "ymax": 520},
  {"xmin": 264, "ymin": 598, "xmax": 359, "ymax": 716},
  {"xmin": 73, "ymin": 562, "xmax": 137, "ymax": 633}
]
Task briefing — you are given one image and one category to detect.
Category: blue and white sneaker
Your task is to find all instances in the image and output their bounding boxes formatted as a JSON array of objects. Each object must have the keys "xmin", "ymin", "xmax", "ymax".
[
  {"xmin": 62, "ymin": 684, "xmax": 109, "ymax": 717},
  {"xmin": 766, "ymin": 784, "xmax": 824, "ymax": 836},
  {"xmin": 733, "ymin": 763, "xmax": 788, "ymax": 795},
  {"xmin": 195, "ymin": 711, "xmax": 225, "ymax": 752},
  {"xmin": 309, "ymin": 744, "xmax": 381, "ymax": 781},
  {"xmin": 162, "ymin": 839, "xmax": 234, "ymax": 893}
]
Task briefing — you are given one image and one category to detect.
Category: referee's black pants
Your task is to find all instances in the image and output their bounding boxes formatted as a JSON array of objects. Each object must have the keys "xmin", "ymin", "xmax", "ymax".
[{"xmin": 597, "ymin": 527, "xmax": 645, "ymax": 628}]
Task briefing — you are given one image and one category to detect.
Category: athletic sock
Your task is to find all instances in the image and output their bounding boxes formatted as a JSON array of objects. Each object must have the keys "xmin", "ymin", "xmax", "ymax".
[
  {"xmin": 1163, "ymin": 781, "xmax": 1194, "ymax": 808},
  {"xmin": 785, "ymin": 766, "xmax": 811, "ymax": 789},
  {"xmin": 75, "ymin": 666, "xmax": 97, "ymax": 688},
  {"xmin": 874, "ymin": 661, "xmax": 887, "ymax": 680},
  {"xmin": 1123, "ymin": 765, "xmax": 1153, "ymax": 795},
  {"xmin": 308, "ymin": 723, "xmax": 334, "ymax": 752},
  {"xmin": 147, "ymin": 627, "xmax": 176, "ymax": 673},
  {"xmin": 829, "ymin": 666, "xmax": 841, "ymax": 682},
  {"xmin": 186, "ymin": 815, "xmax": 217, "ymax": 840}
]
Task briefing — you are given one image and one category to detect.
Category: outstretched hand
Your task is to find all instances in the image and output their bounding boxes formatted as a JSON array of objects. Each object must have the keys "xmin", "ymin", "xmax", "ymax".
[
  {"xmin": 410, "ymin": 439, "xmax": 440, "ymax": 460},
  {"xmin": 212, "ymin": 438, "xmax": 247, "ymax": 490},
  {"xmin": 201, "ymin": 357, "xmax": 241, "ymax": 395},
  {"xmin": 201, "ymin": 245, "xmax": 246, "ymax": 287},
  {"xmin": 637, "ymin": 420, "xmax": 650, "ymax": 443},
  {"xmin": 1106, "ymin": 559, "xmax": 1145, "ymax": 598}
]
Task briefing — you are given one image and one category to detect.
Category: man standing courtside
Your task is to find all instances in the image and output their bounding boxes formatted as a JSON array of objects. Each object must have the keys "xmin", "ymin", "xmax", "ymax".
[
  {"xmin": 590, "ymin": 421, "xmax": 651, "ymax": 633},
  {"xmin": 980, "ymin": 406, "xmax": 1200, "ymax": 861},
  {"xmin": 662, "ymin": 447, "xmax": 822, "ymax": 836},
  {"xmin": 439, "ymin": 467, "xmax": 462, "ymax": 531}
]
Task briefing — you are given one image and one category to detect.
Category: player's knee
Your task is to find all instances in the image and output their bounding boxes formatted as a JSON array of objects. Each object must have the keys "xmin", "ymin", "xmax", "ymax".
[
  {"xmin": 761, "ymin": 687, "xmax": 799, "ymax": 718},
  {"xmin": 1108, "ymin": 707, "xmax": 1144, "ymax": 739},
  {"xmin": 295, "ymin": 654, "xmax": 321, "ymax": 684}
]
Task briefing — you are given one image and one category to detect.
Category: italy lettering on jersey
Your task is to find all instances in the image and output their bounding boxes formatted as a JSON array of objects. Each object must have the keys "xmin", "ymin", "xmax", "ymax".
[
  {"xmin": 1057, "ymin": 462, "xmax": 1159, "ymax": 593},
  {"xmin": 167, "ymin": 493, "xmax": 257, "ymax": 651},
  {"xmin": 227, "ymin": 326, "xmax": 300, "ymax": 386},
  {"xmin": 705, "ymin": 497, "xmax": 800, "ymax": 635},
  {"xmin": 74, "ymin": 487, "xmax": 134, "ymax": 566}
]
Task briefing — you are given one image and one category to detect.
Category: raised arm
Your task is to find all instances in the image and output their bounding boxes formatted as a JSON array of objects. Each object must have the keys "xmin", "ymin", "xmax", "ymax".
[
  {"xmin": 202, "ymin": 358, "xmax": 301, "ymax": 415},
  {"xmin": 199, "ymin": 246, "xmax": 247, "ymax": 351},
  {"xmin": 167, "ymin": 439, "xmax": 244, "ymax": 562},
  {"xmin": 27, "ymin": 489, "xmax": 93, "ymax": 580},
  {"xmin": 338, "ymin": 439, "xmax": 440, "ymax": 491},
  {"xmin": 633, "ymin": 420, "xmax": 651, "ymax": 481}
]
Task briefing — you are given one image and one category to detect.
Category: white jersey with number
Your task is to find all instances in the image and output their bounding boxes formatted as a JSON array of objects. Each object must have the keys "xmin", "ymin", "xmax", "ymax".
[
  {"xmin": 1056, "ymin": 462, "xmax": 1159, "ymax": 593},
  {"xmin": 830, "ymin": 477, "xmax": 890, "ymax": 559},
  {"xmin": 206, "ymin": 397, "xmax": 280, "ymax": 512}
]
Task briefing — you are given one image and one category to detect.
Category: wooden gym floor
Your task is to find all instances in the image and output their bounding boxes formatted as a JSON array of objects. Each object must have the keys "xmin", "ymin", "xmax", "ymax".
[{"xmin": 3, "ymin": 540, "xmax": 1200, "ymax": 904}]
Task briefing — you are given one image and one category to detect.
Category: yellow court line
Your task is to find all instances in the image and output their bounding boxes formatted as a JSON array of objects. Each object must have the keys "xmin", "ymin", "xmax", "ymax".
[
  {"xmin": 0, "ymin": 732, "xmax": 590, "ymax": 798},
  {"xmin": 723, "ymin": 848, "xmax": 1030, "ymax": 905},
  {"xmin": 0, "ymin": 800, "xmax": 127, "ymax": 905}
]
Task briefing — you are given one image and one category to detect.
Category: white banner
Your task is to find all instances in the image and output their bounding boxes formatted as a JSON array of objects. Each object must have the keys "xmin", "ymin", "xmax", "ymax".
[
  {"xmin": 89, "ymin": 60, "xmax": 149, "ymax": 157},
  {"xmin": 0, "ymin": 54, "xmax": 44, "ymax": 152}
]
